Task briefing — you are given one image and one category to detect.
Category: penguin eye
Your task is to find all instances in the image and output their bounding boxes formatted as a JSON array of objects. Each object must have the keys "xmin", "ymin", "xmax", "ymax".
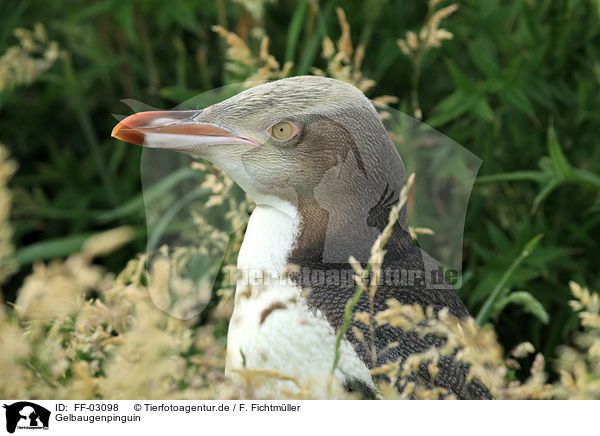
[{"xmin": 269, "ymin": 121, "xmax": 296, "ymax": 141}]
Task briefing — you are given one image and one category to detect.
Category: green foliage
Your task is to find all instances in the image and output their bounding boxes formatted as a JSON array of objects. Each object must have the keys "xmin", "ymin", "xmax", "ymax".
[{"xmin": 475, "ymin": 233, "xmax": 544, "ymax": 326}]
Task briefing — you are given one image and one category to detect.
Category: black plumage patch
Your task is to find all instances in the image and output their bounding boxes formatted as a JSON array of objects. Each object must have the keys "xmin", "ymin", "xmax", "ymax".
[{"xmin": 287, "ymin": 187, "xmax": 492, "ymax": 400}]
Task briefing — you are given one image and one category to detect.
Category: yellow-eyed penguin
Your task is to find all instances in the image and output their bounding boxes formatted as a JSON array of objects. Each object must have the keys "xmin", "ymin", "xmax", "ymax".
[{"xmin": 112, "ymin": 76, "xmax": 491, "ymax": 399}]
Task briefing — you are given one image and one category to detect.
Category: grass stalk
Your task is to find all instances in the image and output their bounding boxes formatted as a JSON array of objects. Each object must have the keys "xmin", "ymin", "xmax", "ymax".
[
  {"xmin": 332, "ymin": 174, "xmax": 414, "ymax": 374},
  {"xmin": 475, "ymin": 233, "xmax": 544, "ymax": 326}
]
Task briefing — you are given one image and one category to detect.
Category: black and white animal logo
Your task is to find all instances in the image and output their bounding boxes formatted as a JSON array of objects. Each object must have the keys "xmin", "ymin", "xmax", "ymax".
[{"xmin": 3, "ymin": 402, "xmax": 50, "ymax": 433}]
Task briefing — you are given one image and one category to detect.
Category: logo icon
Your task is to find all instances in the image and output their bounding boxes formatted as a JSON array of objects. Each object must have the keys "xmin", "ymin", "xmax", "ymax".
[{"xmin": 3, "ymin": 402, "xmax": 50, "ymax": 433}]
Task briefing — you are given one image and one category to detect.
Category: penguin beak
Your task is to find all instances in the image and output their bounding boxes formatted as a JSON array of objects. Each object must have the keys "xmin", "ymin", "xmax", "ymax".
[{"xmin": 111, "ymin": 110, "xmax": 258, "ymax": 150}]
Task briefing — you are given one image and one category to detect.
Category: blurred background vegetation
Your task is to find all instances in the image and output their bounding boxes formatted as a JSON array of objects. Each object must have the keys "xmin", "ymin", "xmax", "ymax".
[{"xmin": 1, "ymin": 0, "xmax": 600, "ymax": 395}]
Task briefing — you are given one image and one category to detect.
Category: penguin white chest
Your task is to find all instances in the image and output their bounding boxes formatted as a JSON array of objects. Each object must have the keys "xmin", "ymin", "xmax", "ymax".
[{"xmin": 226, "ymin": 204, "xmax": 374, "ymax": 395}]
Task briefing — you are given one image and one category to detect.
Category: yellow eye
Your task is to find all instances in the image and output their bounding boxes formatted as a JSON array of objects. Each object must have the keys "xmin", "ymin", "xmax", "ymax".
[{"xmin": 270, "ymin": 121, "xmax": 295, "ymax": 141}]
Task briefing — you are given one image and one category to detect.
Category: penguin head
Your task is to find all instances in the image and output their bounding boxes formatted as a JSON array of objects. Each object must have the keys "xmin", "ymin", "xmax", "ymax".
[{"xmin": 114, "ymin": 76, "xmax": 405, "ymax": 209}]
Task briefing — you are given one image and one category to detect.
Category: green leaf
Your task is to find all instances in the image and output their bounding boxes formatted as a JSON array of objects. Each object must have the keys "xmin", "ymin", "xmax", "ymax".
[
  {"xmin": 468, "ymin": 43, "xmax": 498, "ymax": 78},
  {"xmin": 113, "ymin": 2, "xmax": 137, "ymax": 45},
  {"xmin": 14, "ymin": 233, "xmax": 92, "ymax": 264},
  {"xmin": 472, "ymin": 97, "xmax": 495, "ymax": 122},
  {"xmin": 572, "ymin": 168, "xmax": 600, "ymax": 191},
  {"xmin": 501, "ymin": 87, "xmax": 535, "ymax": 117},
  {"xmin": 476, "ymin": 170, "xmax": 548, "ymax": 184},
  {"xmin": 427, "ymin": 91, "xmax": 478, "ymax": 127},
  {"xmin": 494, "ymin": 291, "xmax": 550, "ymax": 324},
  {"xmin": 146, "ymin": 186, "xmax": 209, "ymax": 253},
  {"xmin": 532, "ymin": 178, "xmax": 561, "ymax": 211},
  {"xmin": 285, "ymin": 0, "xmax": 309, "ymax": 64},
  {"xmin": 445, "ymin": 59, "xmax": 477, "ymax": 92},
  {"xmin": 547, "ymin": 127, "xmax": 573, "ymax": 180},
  {"xmin": 14, "ymin": 228, "xmax": 144, "ymax": 265},
  {"xmin": 96, "ymin": 167, "xmax": 198, "ymax": 222},
  {"xmin": 476, "ymin": 233, "xmax": 544, "ymax": 325},
  {"xmin": 296, "ymin": 1, "xmax": 334, "ymax": 75}
]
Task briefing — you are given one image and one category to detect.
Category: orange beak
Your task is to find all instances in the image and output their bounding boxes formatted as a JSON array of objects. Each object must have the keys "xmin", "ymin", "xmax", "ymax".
[{"xmin": 111, "ymin": 110, "xmax": 258, "ymax": 149}]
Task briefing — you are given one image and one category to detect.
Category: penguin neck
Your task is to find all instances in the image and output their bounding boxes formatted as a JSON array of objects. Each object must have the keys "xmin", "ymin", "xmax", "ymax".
[
  {"xmin": 235, "ymin": 195, "xmax": 351, "ymax": 277},
  {"xmin": 236, "ymin": 188, "xmax": 410, "ymax": 276},
  {"xmin": 236, "ymin": 201, "xmax": 300, "ymax": 275},
  {"xmin": 289, "ymin": 195, "xmax": 329, "ymax": 264},
  {"xmin": 290, "ymin": 193, "xmax": 383, "ymax": 267}
]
